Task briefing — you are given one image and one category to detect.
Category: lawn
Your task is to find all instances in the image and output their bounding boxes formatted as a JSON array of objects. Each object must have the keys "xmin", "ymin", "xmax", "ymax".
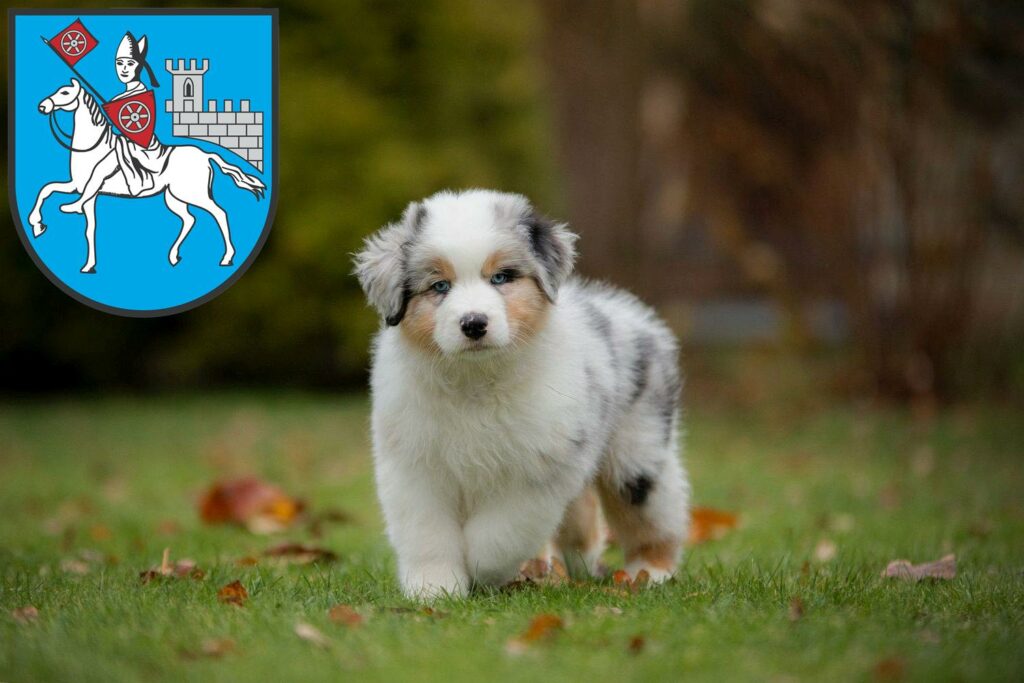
[{"xmin": 1, "ymin": 392, "xmax": 1022, "ymax": 682}]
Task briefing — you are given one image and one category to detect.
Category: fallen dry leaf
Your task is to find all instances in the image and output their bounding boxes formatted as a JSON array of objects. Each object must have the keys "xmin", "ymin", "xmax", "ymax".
[
  {"xmin": 506, "ymin": 614, "xmax": 564, "ymax": 655},
  {"xmin": 11, "ymin": 606, "xmax": 39, "ymax": 624},
  {"xmin": 519, "ymin": 614, "xmax": 564, "ymax": 642},
  {"xmin": 217, "ymin": 580, "xmax": 249, "ymax": 606},
  {"xmin": 688, "ymin": 507, "xmax": 739, "ymax": 545},
  {"xmin": 140, "ymin": 548, "xmax": 205, "ymax": 583},
  {"xmin": 628, "ymin": 635, "xmax": 646, "ymax": 654},
  {"xmin": 814, "ymin": 539, "xmax": 838, "ymax": 563},
  {"xmin": 294, "ymin": 621, "xmax": 331, "ymax": 648},
  {"xmin": 873, "ymin": 656, "xmax": 907, "ymax": 681},
  {"xmin": 307, "ymin": 508, "xmax": 356, "ymax": 538},
  {"xmin": 201, "ymin": 638, "xmax": 236, "ymax": 657},
  {"xmin": 262, "ymin": 542, "xmax": 337, "ymax": 565},
  {"xmin": 328, "ymin": 605, "xmax": 364, "ymax": 627},
  {"xmin": 180, "ymin": 637, "xmax": 237, "ymax": 660},
  {"xmin": 199, "ymin": 477, "xmax": 305, "ymax": 534},
  {"xmin": 882, "ymin": 554, "xmax": 956, "ymax": 581}
]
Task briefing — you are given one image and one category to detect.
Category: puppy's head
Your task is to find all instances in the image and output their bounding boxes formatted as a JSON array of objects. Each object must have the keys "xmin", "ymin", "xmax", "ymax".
[{"xmin": 354, "ymin": 190, "xmax": 577, "ymax": 355}]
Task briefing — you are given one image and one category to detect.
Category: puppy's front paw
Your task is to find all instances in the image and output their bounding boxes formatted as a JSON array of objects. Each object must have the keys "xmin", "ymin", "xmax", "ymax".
[{"xmin": 401, "ymin": 564, "xmax": 469, "ymax": 601}]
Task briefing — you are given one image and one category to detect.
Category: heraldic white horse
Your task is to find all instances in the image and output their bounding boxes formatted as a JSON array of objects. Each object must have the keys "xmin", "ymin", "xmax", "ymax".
[{"xmin": 30, "ymin": 79, "xmax": 266, "ymax": 273}]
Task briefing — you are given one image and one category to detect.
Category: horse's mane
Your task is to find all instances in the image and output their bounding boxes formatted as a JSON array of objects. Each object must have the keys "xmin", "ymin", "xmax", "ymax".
[{"xmin": 78, "ymin": 88, "xmax": 115, "ymax": 146}]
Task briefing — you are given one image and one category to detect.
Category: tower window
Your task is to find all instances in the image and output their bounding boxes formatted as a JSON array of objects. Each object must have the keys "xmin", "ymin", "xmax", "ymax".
[{"xmin": 184, "ymin": 78, "xmax": 194, "ymax": 98}]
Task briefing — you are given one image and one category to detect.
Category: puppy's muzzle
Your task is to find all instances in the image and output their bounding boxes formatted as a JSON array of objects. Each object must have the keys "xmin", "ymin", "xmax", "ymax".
[{"xmin": 459, "ymin": 313, "xmax": 488, "ymax": 340}]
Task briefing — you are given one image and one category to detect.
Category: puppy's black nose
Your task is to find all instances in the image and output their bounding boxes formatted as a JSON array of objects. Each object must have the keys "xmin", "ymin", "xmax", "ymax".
[{"xmin": 460, "ymin": 313, "xmax": 488, "ymax": 340}]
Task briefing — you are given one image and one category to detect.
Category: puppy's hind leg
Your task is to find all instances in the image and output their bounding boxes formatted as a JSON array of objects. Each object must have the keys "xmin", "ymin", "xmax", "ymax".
[
  {"xmin": 597, "ymin": 411, "xmax": 690, "ymax": 583},
  {"xmin": 553, "ymin": 486, "xmax": 606, "ymax": 579}
]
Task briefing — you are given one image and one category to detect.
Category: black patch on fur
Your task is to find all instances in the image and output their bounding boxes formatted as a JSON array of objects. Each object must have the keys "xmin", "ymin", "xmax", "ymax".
[
  {"xmin": 623, "ymin": 474, "xmax": 655, "ymax": 506},
  {"xmin": 385, "ymin": 289, "xmax": 410, "ymax": 326},
  {"xmin": 583, "ymin": 301, "xmax": 618, "ymax": 370},
  {"xmin": 628, "ymin": 334, "xmax": 655, "ymax": 404},
  {"xmin": 523, "ymin": 211, "xmax": 568, "ymax": 300}
]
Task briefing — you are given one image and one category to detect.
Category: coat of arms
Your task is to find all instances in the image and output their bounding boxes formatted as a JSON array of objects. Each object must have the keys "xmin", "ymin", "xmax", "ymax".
[{"xmin": 8, "ymin": 9, "xmax": 277, "ymax": 316}]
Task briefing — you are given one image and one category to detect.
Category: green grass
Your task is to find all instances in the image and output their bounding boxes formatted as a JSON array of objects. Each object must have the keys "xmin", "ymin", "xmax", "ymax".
[{"xmin": 1, "ymin": 393, "xmax": 1022, "ymax": 682}]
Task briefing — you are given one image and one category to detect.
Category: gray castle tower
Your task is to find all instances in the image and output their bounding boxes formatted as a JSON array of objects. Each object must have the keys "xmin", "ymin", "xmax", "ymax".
[
  {"xmin": 164, "ymin": 58, "xmax": 264, "ymax": 172},
  {"xmin": 166, "ymin": 58, "xmax": 207, "ymax": 112}
]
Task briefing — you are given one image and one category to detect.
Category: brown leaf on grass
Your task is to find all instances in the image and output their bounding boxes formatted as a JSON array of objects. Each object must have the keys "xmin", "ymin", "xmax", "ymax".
[
  {"xmin": 236, "ymin": 556, "xmax": 259, "ymax": 567},
  {"xmin": 328, "ymin": 605, "xmax": 364, "ymax": 627},
  {"xmin": 294, "ymin": 621, "xmax": 331, "ymax": 648},
  {"xmin": 688, "ymin": 507, "xmax": 739, "ymax": 545},
  {"xmin": 262, "ymin": 542, "xmax": 338, "ymax": 565},
  {"xmin": 180, "ymin": 637, "xmax": 236, "ymax": 660},
  {"xmin": 201, "ymin": 638, "xmax": 236, "ymax": 657},
  {"xmin": 307, "ymin": 508, "xmax": 356, "ymax": 538},
  {"xmin": 506, "ymin": 614, "xmax": 564, "ymax": 654},
  {"xmin": 140, "ymin": 548, "xmax": 205, "ymax": 583},
  {"xmin": 814, "ymin": 538, "xmax": 837, "ymax": 563},
  {"xmin": 11, "ymin": 606, "xmax": 39, "ymax": 624},
  {"xmin": 217, "ymin": 580, "xmax": 249, "ymax": 606},
  {"xmin": 628, "ymin": 635, "xmax": 646, "ymax": 654},
  {"xmin": 198, "ymin": 477, "xmax": 305, "ymax": 534},
  {"xmin": 882, "ymin": 554, "xmax": 956, "ymax": 581},
  {"xmin": 873, "ymin": 656, "xmax": 907, "ymax": 681}
]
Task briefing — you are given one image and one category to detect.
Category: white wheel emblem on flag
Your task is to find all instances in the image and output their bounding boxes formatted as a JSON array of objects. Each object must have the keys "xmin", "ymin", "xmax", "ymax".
[
  {"xmin": 60, "ymin": 30, "xmax": 87, "ymax": 56},
  {"xmin": 118, "ymin": 101, "xmax": 151, "ymax": 132}
]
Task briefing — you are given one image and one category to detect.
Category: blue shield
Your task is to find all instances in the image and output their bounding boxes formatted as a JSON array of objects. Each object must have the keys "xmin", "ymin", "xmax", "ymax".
[{"xmin": 8, "ymin": 9, "xmax": 277, "ymax": 316}]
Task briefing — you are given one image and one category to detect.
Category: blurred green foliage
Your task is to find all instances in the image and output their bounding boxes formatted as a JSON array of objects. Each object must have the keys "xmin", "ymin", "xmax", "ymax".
[{"xmin": 1, "ymin": 0, "xmax": 559, "ymax": 391}]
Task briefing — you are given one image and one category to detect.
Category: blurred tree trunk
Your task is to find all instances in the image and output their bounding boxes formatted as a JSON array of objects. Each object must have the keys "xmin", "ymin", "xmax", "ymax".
[{"xmin": 538, "ymin": 0, "xmax": 645, "ymax": 294}]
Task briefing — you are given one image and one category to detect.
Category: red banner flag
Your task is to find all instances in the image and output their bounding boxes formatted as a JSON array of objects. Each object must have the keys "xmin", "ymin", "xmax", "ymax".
[
  {"xmin": 103, "ymin": 91, "xmax": 157, "ymax": 147},
  {"xmin": 47, "ymin": 19, "xmax": 99, "ymax": 67}
]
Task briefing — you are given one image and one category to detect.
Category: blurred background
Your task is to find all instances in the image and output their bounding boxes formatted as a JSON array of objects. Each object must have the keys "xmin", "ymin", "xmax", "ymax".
[{"xmin": 2, "ymin": 0, "xmax": 1023, "ymax": 407}]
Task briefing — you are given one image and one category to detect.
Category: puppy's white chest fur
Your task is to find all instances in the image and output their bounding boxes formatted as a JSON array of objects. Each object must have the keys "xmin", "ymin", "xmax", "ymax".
[{"xmin": 372, "ymin": 323, "xmax": 585, "ymax": 493}]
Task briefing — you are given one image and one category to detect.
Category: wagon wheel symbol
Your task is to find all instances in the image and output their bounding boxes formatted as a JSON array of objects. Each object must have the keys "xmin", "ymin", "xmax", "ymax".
[
  {"xmin": 118, "ymin": 101, "xmax": 151, "ymax": 133},
  {"xmin": 60, "ymin": 30, "xmax": 87, "ymax": 56}
]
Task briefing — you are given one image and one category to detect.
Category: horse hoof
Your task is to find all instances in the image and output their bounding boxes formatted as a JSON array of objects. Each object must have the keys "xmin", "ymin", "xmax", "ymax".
[
  {"xmin": 81, "ymin": 266, "xmax": 96, "ymax": 274},
  {"xmin": 221, "ymin": 259, "xmax": 233, "ymax": 267},
  {"xmin": 33, "ymin": 224, "xmax": 46, "ymax": 237},
  {"xmin": 170, "ymin": 256, "xmax": 181, "ymax": 267}
]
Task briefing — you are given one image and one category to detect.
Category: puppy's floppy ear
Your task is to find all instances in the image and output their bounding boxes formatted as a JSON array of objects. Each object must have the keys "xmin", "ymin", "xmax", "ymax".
[
  {"xmin": 353, "ymin": 201, "xmax": 427, "ymax": 326},
  {"xmin": 522, "ymin": 211, "xmax": 578, "ymax": 302}
]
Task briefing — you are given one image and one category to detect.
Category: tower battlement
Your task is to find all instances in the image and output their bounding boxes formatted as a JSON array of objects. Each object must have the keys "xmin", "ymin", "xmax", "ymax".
[{"xmin": 165, "ymin": 58, "xmax": 209, "ymax": 74}]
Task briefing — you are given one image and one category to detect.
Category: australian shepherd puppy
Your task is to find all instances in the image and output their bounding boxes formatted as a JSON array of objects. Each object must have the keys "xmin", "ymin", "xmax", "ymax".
[{"xmin": 354, "ymin": 189, "xmax": 690, "ymax": 599}]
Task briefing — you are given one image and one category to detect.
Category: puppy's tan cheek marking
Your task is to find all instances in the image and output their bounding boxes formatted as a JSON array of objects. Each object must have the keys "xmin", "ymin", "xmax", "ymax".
[
  {"xmin": 502, "ymin": 277, "xmax": 549, "ymax": 341},
  {"xmin": 626, "ymin": 540, "xmax": 679, "ymax": 571},
  {"xmin": 400, "ymin": 294, "xmax": 439, "ymax": 352}
]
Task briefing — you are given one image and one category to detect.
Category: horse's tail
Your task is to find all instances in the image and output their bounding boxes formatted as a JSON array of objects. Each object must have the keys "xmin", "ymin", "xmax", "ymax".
[{"xmin": 208, "ymin": 153, "xmax": 266, "ymax": 200}]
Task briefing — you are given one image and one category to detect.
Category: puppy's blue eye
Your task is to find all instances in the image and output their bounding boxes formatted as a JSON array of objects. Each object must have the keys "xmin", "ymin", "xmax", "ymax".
[
  {"xmin": 490, "ymin": 272, "xmax": 510, "ymax": 285},
  {"xmin": 432, "ymin": 280, "xmax": 451, "ymax": 294}
]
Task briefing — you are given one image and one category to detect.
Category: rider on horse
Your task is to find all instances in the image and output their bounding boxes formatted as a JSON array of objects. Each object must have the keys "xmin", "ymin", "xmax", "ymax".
[{"xmin": 61, "ymin": 31, "xmax": 169, "ymax": 214}]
